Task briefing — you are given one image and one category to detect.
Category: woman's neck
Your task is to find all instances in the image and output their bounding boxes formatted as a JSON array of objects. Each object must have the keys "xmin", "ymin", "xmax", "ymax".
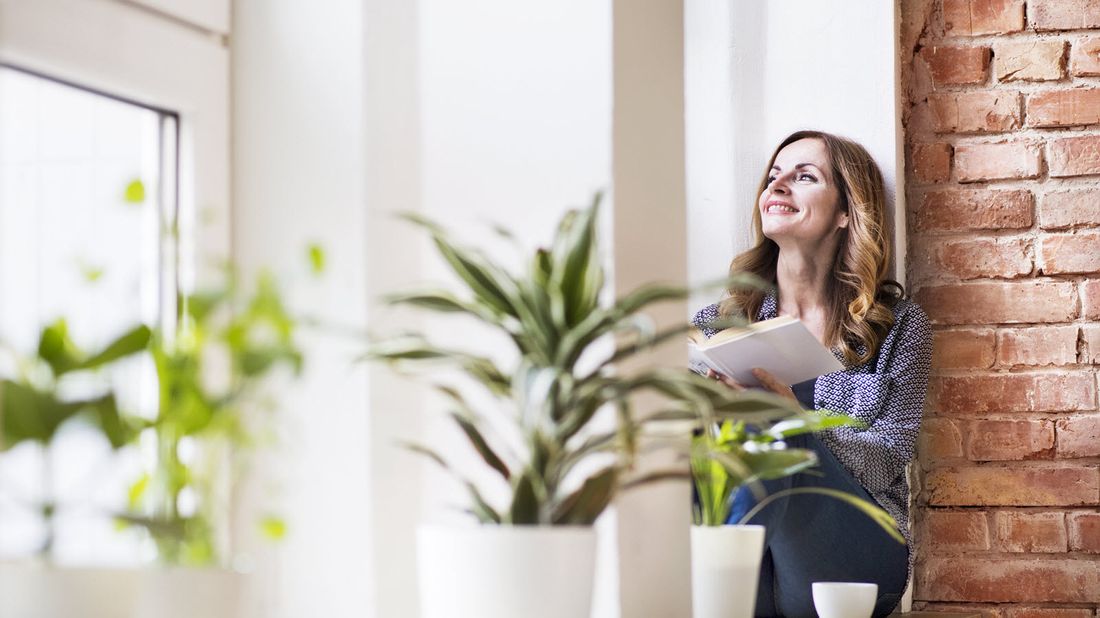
[{"xmin": 774, "ymin": 241, "xmax": 835, "ymax": 319}]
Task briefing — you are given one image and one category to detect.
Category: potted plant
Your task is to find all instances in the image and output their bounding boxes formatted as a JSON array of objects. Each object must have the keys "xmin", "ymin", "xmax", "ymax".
[
  {"xmin": 367, "ymin": 194, "xmax": 829, "ymax": 618},
  {"xmin": 115, "ymin": 266, "xmax": 306, "ymax": 618},
  {"xmin": 689, "ymin": 417, "xmax": 904, "ymax": 618}
]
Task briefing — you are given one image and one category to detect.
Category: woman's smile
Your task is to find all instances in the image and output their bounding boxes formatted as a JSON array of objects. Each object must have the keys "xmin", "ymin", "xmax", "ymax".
[{"xmin": 764, "ymin": 200, "xmax": 799, "ymax": 215}]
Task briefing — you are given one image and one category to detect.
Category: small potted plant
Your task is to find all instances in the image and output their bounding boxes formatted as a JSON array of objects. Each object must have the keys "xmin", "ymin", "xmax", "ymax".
[
  {"xmin": 367, "ymin": 194, "xmax": 833, "ymax": 618},
  {"xmin": 690, "ymin": 417, "xmax": 904, "ymax": 618}
]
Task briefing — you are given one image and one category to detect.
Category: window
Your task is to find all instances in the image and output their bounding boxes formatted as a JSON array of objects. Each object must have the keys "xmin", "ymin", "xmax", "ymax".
[{"xmin": 0, "ymin": 65, "xmax": 178, "ymax": 565}]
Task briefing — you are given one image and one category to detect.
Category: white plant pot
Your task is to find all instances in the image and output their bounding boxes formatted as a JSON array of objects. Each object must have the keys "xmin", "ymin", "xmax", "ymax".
[
  {"xmin": 690, "ymin": 525, "xmax": 766, "ymax": 618},
  {"xmin": 0, "ymin": 564, "xmax": 141, "ymax": 618},
  {"xmin": 418, "ymin": 525, "xmax": 596, "ymax": 618}
]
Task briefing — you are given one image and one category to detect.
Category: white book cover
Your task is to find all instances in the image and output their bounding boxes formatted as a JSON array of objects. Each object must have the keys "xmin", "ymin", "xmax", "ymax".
[{"xmin": 688, "ymin": 315, "xmax": 844, "ymax": 386}]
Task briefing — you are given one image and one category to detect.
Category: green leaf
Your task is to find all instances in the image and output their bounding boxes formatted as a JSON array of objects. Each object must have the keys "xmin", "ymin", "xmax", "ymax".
[
  {"xmin": 450, "ymin": 412, "xmax": 510, "ymax": 480},
  {"xmin": 613, "ymin": 282, "xmax": 690, "ymax": 316},
  {"xmin": 259, "ymin": 516, "xmax": 287, "ymax": 541},
  {"xmin": 402, "ymin": 441, "xmax": 501, "ymax": 524},
  {"xmin": 765, "ymin": 413, "xmax": 865, "ymax": 440},
  {"xmin": 508, "ymin": 470, "xmax": 540, "ymax": 524},
  {"xmin": 90, "ymin": 394, "xmax": 131, "ymax": 449},
  {"xmin": 0, "ymin": 380, "xmax": 85, "ymax": 447},
  {"xmin": 549, "ymin": 195, "xmax": 603, "ymax": 327},
  {"xmin": 736, "ymin": 487, "xmax": 905, "ymax": 544},
  {"xmin": 307, "ymin": 244, "xmax": 325, "ymax": 275},
  {"xmin": 80, "ymin": 263, "xmax": 105, "ymax": 283},
  {"xmin": 123, "ymin": 179, "xmax": 145, "ymax": 204},
  {"xmin": 551, "ymin": 467, "xmax": 616, "ymax": 525},
  {"xmin": 399, "ymin": 213, "xmax": 518, "ymax": 317},
  {"xmin": 739, "ymin": 447, "xmax": 819, "ymax": 481},
  {"xmin": 37, "ymin": 320, "xmax": 81, "ymax": 376},
  {"xmin": 128, "ymin": 474, "xmax": 149, "ymax": 511},
  {"xmin": 80, "ymin": 325, "xmax": 152, "ymax": 371}
]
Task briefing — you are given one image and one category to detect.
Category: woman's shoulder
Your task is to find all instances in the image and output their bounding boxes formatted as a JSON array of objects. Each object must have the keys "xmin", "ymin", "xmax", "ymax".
[{"xmin": 884, "ymin": 297, "xmax": 932, "ymax": 344}]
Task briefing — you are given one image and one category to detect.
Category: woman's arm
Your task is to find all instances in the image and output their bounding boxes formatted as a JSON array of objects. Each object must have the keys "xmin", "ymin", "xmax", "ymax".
[{"xmin": 814, "ymin": 302, "xmax": 933, "ymax": 493}]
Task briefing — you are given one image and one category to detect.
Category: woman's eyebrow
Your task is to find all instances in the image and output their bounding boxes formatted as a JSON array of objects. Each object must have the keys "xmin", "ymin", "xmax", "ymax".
[{"xmin": 771, "ymin": 163, "xmax": 822, "ymax": 171}]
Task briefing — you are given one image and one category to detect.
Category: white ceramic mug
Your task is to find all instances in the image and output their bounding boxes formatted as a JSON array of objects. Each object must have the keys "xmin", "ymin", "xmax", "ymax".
[{"xmin": 811, "ymin": 582, "xmax": 878, "ymax": 618}]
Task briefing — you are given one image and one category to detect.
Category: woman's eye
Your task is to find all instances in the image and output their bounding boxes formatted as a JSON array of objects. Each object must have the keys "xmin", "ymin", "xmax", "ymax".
[
  {"xmin": 766, "ymin": 176, "xmax": 776, "ymax": 184},
  {"xmin": 797, "ymin": 173, "xmax": 817, "ymax": 182}
]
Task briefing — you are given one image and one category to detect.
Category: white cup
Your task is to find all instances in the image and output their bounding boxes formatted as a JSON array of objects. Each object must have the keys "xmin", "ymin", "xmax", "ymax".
[{"xmin": 811, "ymin": 582, "xmax": 878, "ymax": 618}]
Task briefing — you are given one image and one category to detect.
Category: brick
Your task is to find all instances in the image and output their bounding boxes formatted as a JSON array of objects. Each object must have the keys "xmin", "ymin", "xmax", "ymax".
[
  {"xmin": 994, "ymin": 511, "xmax": 1068, "ymax": 552},
  {"xmin": 921, "ymin": 46, "xmax": 991, "ymax": 86},
  {"xmin": 938, "ymin": 237, "xmax": 1033, "ymax": 280},
  {"xmin": 915, "ymin": 281, "xmax": 1076, "ymax": 325},
  {"xmin": 925, "ymin": 467, "xmax": 1100, "ymax": 507},
  {"xmin": 943, "ymin": 0, "xmax": 1026, "ymax": 35},
  {"xmin": 1039, "ymin": 189, "xmax": 1100, "ymax": 229},
  {"xmin": 930, "ymin": 373, "xmax": 1095, "ymax": 414},
  {"xmin": 956, "ymin": 142, "xmax": 1042, "ymax": 182},
  {"xmin": 1039, "ymin": 232, "xmax": 1100, "ymax": 275},
  {"xmin": 1084, "ymin": 324, "xmax": 1100, "ymax": 364},
  {"xmin": 995, "ymin": 40, "xmax": 1066, "ymax": 81},
  {"xmin": 913, "ymin": 142, "xmax": 953, "ymax": 183},
  {"xmin": 1055, "ymin": 415, "xmax": 1100, "ymax": 458},
  {"xmin": 1068, "ymin": 511, "xmax": 1100, "ymax": 552},
  {"xmin": 921, "ymin": 604, "xmax": 1004, "ymax": 618},
  {"xmin": 1084, "ymin": 280, "xmax": 1100, "ymax": 320},
  {"xmin": 921, "ymin": 417, "xmax": 965, "ymax": 460},
  {"xmin": 1030, "ymin": 0, "xmax": 1100, "ymax": 31},
  {"xmin": 923, "ymin": 510, "xmax": 991, "ymax": 550},
  {"xmin": 1069, "ymin": 35, "xmax": 1100, "ymax": 76},
  {"xmin": 933, "ymin": 329, "xmax": 996, "ymax": 369},
  {"xmin": 966, "ymin": 419, "xmax": 1055, "ymax": 461},
  {"xmin": 996, "ymin": 325, "xmax": 1079, "ymax": 366},
  {"xmin": 915, "ymin": 188, "xmax": 1032, "ymax": 232},
  {"xmin": 1049, "ymin": 135, "xmax": 1100, "ymax": 177},
  {"xmin": 1007, "ymin": 609, "xmax": 1095, "ymax": 618},
  {"xmin": 928, "ymin": 91, "xmax": 1021, "ymax": 134},
  {"xmin": 916, "ymin": 556, "xmax": 1100, "ymax": 602},
  {"xmin": 1027, "ymin": 89, "xmax": 1100, "ymax": 128}
]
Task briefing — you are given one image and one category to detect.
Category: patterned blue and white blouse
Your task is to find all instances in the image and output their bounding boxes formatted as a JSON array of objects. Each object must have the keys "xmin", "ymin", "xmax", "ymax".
[{"xmin": 691, "ymin": 291, "xmax": 933, "ymax": 555}]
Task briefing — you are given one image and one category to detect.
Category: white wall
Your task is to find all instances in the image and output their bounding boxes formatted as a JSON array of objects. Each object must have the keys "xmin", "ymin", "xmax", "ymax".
[
  {"xmin": 685, "ymin": 0, "xmax": 902, "ymax": 311},
  {"xmin": 231, "ymin": 1, "xmax": 371, "ymax": 617}
]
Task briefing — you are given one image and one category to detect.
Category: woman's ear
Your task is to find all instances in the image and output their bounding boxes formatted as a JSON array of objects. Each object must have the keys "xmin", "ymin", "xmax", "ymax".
[{"xmin": 837, "ymin": 211, "xmax": 850, "ymax": 230}]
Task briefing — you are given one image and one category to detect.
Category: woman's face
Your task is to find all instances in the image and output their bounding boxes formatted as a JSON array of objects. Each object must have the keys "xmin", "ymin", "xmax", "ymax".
[{"xmin": 757, "ymin": 138, "xmax": 848, "ymax": 245}]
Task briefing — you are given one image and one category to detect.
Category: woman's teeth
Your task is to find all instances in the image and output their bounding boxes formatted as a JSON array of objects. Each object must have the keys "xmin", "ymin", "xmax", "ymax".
[{"xmin": 767, "ymin": 204, "xmax": 798, "ymax": 213}]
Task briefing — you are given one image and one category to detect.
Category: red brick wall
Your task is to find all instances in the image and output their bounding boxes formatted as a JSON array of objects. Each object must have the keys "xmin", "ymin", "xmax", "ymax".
[{"xmin": 902, "ymin": 0, "xmax": 1100, "ymax": 614}]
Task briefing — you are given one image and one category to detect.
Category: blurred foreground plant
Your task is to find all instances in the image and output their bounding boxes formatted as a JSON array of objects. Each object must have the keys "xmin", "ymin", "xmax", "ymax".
[
  {"xmin": 0, "ymin": 321, "xmax": 151, "ymax": 556},
  {"xmin": 119, "ymin": 269, "xmax": 303, "ymax": 565}
]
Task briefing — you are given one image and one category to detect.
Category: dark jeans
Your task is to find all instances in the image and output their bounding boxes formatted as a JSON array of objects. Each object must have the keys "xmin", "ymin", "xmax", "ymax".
[{"xmin": 726, "ymin": 433, "xmax": 908, "ymax": 617}]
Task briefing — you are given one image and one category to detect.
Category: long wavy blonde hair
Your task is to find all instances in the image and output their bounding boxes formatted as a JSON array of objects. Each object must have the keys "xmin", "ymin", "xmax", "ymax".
[{"xmin": 719, "ymin": 130, "xmax": 902, "ymax": 367}]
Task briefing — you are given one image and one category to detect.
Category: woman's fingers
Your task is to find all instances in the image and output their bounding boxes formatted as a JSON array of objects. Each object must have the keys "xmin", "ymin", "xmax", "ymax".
[
  {"xmin": 705, "ymin": 369, "xmax": 746, "ymax": 391},
  {"xmin": 751, "ymin": 368, "xmax": 797, "ymax": 402}
]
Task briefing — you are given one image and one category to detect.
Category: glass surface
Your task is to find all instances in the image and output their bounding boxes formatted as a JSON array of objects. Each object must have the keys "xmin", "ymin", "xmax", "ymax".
[{"xmin": 0, "ymin": 66, "xmax": 176, "ymax": 565}]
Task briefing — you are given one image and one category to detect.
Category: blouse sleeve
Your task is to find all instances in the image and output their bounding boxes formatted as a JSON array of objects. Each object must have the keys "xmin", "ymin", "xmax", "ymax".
[{"xmin": 814, "ymin": 302, "xmax": 933, "ymax": 494}]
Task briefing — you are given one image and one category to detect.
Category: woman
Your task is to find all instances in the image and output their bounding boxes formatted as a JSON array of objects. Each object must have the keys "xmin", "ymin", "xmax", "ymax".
[{"xmin": 693, "ymin": 130, "xmax": 932, "ymax": 617}]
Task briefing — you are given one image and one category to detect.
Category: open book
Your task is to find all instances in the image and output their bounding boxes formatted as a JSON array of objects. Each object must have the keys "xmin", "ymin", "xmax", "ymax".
[{"xmin": 688, "ymin": 315, "xmax": 844, "ymax": 386}]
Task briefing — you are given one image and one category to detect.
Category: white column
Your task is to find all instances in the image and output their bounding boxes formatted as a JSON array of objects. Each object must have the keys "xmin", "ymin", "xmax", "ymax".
[{"xmin": 231, "ymin": 1, "xmax": 370, "ymax": 616}]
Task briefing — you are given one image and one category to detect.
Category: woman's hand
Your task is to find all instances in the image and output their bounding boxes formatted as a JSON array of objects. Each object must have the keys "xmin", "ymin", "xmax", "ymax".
[
  {"xmin": 705, "ymin": 368, "xmax": 798, "ymax": 403},
  {"xmin": 751, "ymin": 368, "xmax": 798, "ymax": 403}
]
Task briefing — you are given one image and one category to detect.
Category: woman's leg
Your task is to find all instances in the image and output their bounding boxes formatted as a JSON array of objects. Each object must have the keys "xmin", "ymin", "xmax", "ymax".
[{"xmin": 727, "ymin": 433, "xmax": 908, "ymax": 618}]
